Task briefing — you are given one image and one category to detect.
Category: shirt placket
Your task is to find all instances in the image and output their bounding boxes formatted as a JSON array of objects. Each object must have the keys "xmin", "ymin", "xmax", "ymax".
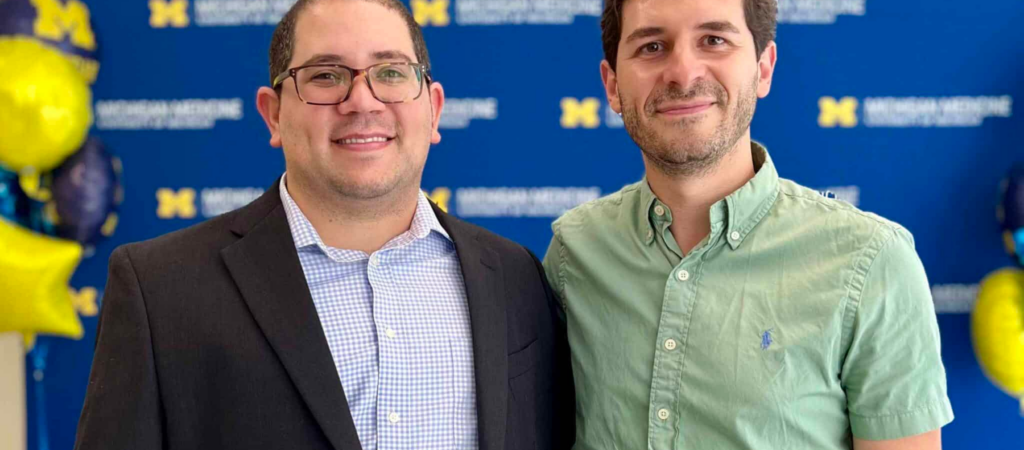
[
  {"xmin": 369, "ymin": 249, "xmax": 399, "ymax": 450},
  {"xmin": 647, "ymin": 204, "xmax": 719, "ymax": 450}
]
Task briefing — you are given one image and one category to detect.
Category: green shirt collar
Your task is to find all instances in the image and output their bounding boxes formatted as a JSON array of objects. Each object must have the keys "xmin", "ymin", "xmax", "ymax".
[{"xmin": 638, "ymin": 141, "xmax": 780, "ymax": 250}]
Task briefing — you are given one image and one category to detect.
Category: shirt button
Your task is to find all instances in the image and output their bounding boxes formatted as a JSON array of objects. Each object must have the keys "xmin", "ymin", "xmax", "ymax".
[
  {"xmin": 664, "ymin": 339, "xmax": 677, "ymax": 351},
  {"xmin": 388, "ymin": 412, "xmax": 400, "ymax": 423},
  {"xmin": 676, "ymin": 270, "xmax": 690, "ymax": 281},
  {"xmin": 369, "ymin": 254, "xmax": 380, "ymax": 266},
  {"xmin": 729, "ymin": 231, "xmax": 741, "ymax": 241},
  {"xmin": 657, "ymin": 408, "xmax": 670, "ymax": 420},
  {"xmin": 385, "ymin": 327, "xmax": 397, "ymax": 339},
  {"xmin": 654, "ymin": 205, "xmax": 666, "ymax": 216}
]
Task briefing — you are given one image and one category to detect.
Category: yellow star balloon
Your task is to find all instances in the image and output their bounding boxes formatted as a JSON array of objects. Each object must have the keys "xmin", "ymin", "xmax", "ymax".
[{"xmin": 0, "ymin": 218, "xmax": 84, "ymax": 340}]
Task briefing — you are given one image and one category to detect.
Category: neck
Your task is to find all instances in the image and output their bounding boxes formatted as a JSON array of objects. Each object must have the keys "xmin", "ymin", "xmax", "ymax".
[
  {"xmin": 285, "ymin": 174, "xmax": 421, "ymax": 254},
  {"xmin": 644, "ymin": 135, "xmax": 756, "ymax": 255}
]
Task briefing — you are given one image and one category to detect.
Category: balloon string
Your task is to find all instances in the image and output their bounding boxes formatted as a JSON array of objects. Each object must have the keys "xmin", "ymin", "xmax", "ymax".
[{"xmin": 30, "ymin": 340, "xmax": 50, "ymax": 450}]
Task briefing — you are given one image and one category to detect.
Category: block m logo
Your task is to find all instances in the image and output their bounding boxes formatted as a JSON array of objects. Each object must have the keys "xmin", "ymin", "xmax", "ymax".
[
  {"xmin": 425, "ymin": 187, "xmax": 452, "ymax": 213},
  {"xmin": 818, "ymin": 96, "xmax": 858, "ymax": 128},
  {"xmin": 69, "ymin": 287, "xmax": 99, "ymax": 317},
  {"xmin": 412, "ymin": 0, "xmax": 450, "ymax": 26},
  {"xmin": 30, "ymin": 0, "xmax": 96, "ymax": 51},
  {"xmin": 149, "ymin": 0, "xmax": 189, "ymax": 28},
  {"xmin": 156, "ymin": 188, "xmax": 197, "ymax": 219},
  {"xmin": 560, "ymin": 97, "xmax": 601, "ymax": 129}
]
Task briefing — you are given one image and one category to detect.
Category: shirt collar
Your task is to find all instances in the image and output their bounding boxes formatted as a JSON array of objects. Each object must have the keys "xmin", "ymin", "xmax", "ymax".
[
  {"xmin": 279, "ymin": 174, "xmax": 450, "ymax": 256},
  {"xmin": 638, "ymin": 141, "xmax": 780, "ymax": 250}
]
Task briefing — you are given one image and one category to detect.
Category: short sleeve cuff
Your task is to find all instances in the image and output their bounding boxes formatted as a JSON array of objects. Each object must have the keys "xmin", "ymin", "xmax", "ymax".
[{"xmin": 850, "ymin": 399, "xmax": 954, "ymax": 441}]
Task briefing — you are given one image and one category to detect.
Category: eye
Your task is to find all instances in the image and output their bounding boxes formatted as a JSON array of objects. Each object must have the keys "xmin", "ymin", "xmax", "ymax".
[
  {"xmin": 705, "ymin": 36, "xmax": 727, "ymax": 46},
  {"xmin": 374, "ymin": 66, "xmax": 411, "ymax": 85},
  {"xmin": 312, "ymin": 71, "xmax": 339, "ymax": 81},
  {"xmin": 305, "ymin": 68, "xmax": 347, "ymax": 86},
  {"xmin": 638, "ymin": 41, "xmax": 664, "ymax": 55}
]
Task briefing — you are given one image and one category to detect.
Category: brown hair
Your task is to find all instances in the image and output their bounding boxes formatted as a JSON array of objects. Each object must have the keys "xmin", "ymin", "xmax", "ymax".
[
  {"xmin": 269, "ymin": 0, "xmax": 431, "ymax": 88},
  {"xmin": 600, "ymin": 0, "xmax": 777, "ymax": 71}
]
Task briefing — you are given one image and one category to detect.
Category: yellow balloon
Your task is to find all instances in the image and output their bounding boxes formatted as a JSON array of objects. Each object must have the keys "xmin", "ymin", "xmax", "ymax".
[
  {"xmin": 0, "ymin": 218, "xmax": 84, "ymax": 339},
  {"xmin": 0, "ymin": 36, "xmax": 92, "ymax": 173},
  {"xmin": 971, "ymin": 268, "xmax": 1024, "ymax": 405}
]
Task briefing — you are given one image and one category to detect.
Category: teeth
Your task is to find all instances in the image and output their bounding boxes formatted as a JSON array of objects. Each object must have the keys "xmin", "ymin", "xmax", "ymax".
[{"xmin": 337, "ymin": 136, "xmax": 389, "ymax": 144}]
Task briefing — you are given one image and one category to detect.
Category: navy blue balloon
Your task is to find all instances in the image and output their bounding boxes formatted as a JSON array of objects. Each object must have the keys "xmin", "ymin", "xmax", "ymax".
[
  {"xmin": 48, "ymin": 137, "xmax": 121, "ymax": 244},
  {"xmin": 999, "ymin": 163, "xmax": 1024, "ymax": 266}
]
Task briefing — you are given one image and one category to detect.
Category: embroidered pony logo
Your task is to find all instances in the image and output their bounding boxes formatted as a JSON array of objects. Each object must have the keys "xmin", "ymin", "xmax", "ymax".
[{"xmin": 760, "ymin": 328, "xmax": 774, "ymax": 350}]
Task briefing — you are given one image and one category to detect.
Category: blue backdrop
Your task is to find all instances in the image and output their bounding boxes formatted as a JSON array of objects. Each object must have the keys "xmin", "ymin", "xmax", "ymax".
[{"xmin": 18, "ymin": 0, "xmax": 1024, "ymax": 449}]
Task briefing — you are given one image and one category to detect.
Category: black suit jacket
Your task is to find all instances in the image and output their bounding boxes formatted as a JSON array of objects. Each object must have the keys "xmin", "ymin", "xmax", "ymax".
[{"xmin": 74, "ymin": 181, "xmax": 575, "ymax": 450}]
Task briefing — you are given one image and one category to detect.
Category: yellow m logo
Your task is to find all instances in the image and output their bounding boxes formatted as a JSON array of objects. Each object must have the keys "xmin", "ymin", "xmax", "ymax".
[
  {"xmin": 100, "ymin": 212, "xmax": 120, "ymax": 237},
  {"xmin": 156, "ymin": 188, "xmax": 197, "ymax": 219},
  {"xmin": 412, "ymin": 0, "xmax": 450, "ymax": 27},
  {"xmin": 818, "ymin": 96, "xmax": 858, "ymax": 128},
  {"xmin": 149, "ymin": 0, "xmax": 189, "ymax": 28},
  {"xmin": 69, "ymin": 287, "xmax": 99, "ymax": 317},
  {"xmin": 560, "ymin": 97, "xmax": 601, "ymax": 129},
  {"xmin": 425, "ymin": 187, "xmax": 452, "ymax": 213},
  {"xmin": 30, "ymin": 0, "xmax": 96, "ymax": 51}
]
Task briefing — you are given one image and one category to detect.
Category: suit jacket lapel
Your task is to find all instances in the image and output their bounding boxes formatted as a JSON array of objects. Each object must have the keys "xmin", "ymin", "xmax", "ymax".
[
  {"xmin": 432, "ymin": 204, "xmax": 508, "ymax": 450},
  {"xmin": 221, "ymin": 184, "xmax": 361, "ymax": 450}
]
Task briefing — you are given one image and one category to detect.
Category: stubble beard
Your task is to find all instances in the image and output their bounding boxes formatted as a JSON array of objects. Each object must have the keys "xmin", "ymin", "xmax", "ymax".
[{"xmin": 621, "ymin": 73, "xmax": 758, "ymax": 178}]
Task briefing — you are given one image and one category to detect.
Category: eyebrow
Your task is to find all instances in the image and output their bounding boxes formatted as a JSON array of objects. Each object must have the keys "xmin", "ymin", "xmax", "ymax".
[
  {"xmin": 371, "ymin": 50, "xmax": 414, "ymax": 63},
  {"xmin": 299, "ymin": 50, "xmax": 414, "ymax": 66},
  {"xmin": 300, "ymin": 53, "xmax": 343, "ymax": 65},
  {"xmin": 623, "ymin": 21, "xmax": 742, "ymax": 45},
  {"xmin": 697, "ymin": 21, "xmax": 741, "ymax": 34},
  {"xmin": 624, "ymin": 26, "xmax": 665, "ymax": 44}
]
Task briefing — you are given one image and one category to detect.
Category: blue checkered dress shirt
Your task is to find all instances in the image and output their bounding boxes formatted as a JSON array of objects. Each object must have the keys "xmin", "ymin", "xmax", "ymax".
[{"xmin": 279, "ymin": 176, "xmax": 479, "ymax": 450}]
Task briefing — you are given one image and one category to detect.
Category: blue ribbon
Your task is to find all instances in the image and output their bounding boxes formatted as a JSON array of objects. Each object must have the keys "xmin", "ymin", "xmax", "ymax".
[{"xmin": 29, "ymin": 339, "xmax": 49, "ymax": 450}]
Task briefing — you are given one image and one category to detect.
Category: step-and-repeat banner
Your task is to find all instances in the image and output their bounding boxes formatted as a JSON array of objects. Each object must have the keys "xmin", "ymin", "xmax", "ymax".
[{"xmin": 4, "ymin": 0, "xmax": 1022, "ymax": 448}]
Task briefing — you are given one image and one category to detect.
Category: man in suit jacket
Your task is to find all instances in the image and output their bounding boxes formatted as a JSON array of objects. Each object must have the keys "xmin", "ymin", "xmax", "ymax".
[{"xmin": 73, "ymin": 0, "xmax": 574, "ymax": 449}]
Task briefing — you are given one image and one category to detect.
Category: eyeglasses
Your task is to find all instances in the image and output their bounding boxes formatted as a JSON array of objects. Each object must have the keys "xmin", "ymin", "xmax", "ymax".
[{"xmin": 272, "ymin": 62, "xmax": 432, "ymax": 105}]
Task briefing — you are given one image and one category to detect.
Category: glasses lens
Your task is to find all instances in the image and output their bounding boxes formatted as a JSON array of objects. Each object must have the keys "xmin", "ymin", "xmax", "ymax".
[
  {"xmin": 296, "ymin": 66, "xmax": 352, "ymax": 104},
  {"xmin": 368, "ymin": 64, "xmax": 422, "ymax": 103}
]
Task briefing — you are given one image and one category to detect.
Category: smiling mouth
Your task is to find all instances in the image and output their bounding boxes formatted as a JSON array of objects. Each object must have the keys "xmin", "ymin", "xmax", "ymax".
[
  {"xmin": 333, "ymin": 136, "xmax": 394, "ymax": 145},
  {"xmin": 656, "ymin": 102, "xmax": 716, "ymax": 116}
]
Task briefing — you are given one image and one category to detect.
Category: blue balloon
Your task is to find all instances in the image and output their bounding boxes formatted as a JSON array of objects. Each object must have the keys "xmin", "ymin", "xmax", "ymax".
[
  {"xmin": 46, "ymin": 137, "xmax": 122, "ymax": 244},
  {"xmin": 999, "ymin": 163, "xmax": 1024, "ymax": 267},
  {"xmin": 0, "ymin": 166, "xmax": 38, "ymax": 227}
]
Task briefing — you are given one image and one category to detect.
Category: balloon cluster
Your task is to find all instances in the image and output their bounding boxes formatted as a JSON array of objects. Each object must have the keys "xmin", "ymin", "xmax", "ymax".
[
  {"xmin": 971, "ymin": 163, "xmax": 1024, "ymax": 414},
  {"xmin": 0, "ymin": 1, "xmax": 120, "ymax": 344},
  {"xmin": 998, "ymin": 164, "xmax": 1024, "ymax": 267}
]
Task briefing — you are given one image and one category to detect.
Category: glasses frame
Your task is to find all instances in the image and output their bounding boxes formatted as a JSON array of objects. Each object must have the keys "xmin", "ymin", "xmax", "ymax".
[{"xmin": 272, "ymin": 62, "xmax": 433, "ymax": 105}]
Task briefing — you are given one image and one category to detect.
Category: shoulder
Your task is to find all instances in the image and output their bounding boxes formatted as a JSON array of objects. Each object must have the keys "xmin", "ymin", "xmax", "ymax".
[
  {"xmin": 113, "ymin": 212, "xmax": 232, "ymax": 271},
  {"xmin": 551, "ymin": 180, "xmax": 644, "ymax": 240},
  {"xmin": 443, "ymin": 212, "xmax": 540, "ymax": 266},
  {"xmin": 113, "ymin": 192, "xmax": 275, "ymax": 273},
  {"xmin": 774, "ymin": 178, "xmax": 911, "ymax": 247}
]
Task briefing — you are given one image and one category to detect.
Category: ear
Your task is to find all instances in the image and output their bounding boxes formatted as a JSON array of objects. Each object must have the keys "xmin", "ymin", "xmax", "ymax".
[
  {"xmin": 256, "ymin": 86, "xmax": 283, "ymax": 148},
  {"xmin": 600, "ymin": 60, "xmax": 621, "ymax": 113},
  {"xmin": 756, "ymin": 41, "xmax": 778, "ymax": 99},
  {"xmin": 427, "ymin": 81, "xmax": 445, "ymax": 145}
]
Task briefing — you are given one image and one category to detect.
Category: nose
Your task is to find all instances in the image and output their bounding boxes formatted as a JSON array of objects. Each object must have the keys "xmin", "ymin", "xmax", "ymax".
[
  {"xmin": 336, "ymin": 71, "xmax": 385, "ymax": 115},
  {"xmin": 661, "ymin": 44, "xmax": 708, "ymax": 90}
]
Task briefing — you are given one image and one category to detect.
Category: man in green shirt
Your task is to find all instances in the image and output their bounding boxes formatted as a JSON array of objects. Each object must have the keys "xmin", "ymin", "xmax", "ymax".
[{"xmin": 542, "ymin": 0, "xmax": 953, "ymax": 448}]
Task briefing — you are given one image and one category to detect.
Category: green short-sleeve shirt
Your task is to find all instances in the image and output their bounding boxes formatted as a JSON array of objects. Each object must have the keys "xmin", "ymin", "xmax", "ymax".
[{"xmin": 543, "ymin": 143, "xmax": 953, "ymax": 450}]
